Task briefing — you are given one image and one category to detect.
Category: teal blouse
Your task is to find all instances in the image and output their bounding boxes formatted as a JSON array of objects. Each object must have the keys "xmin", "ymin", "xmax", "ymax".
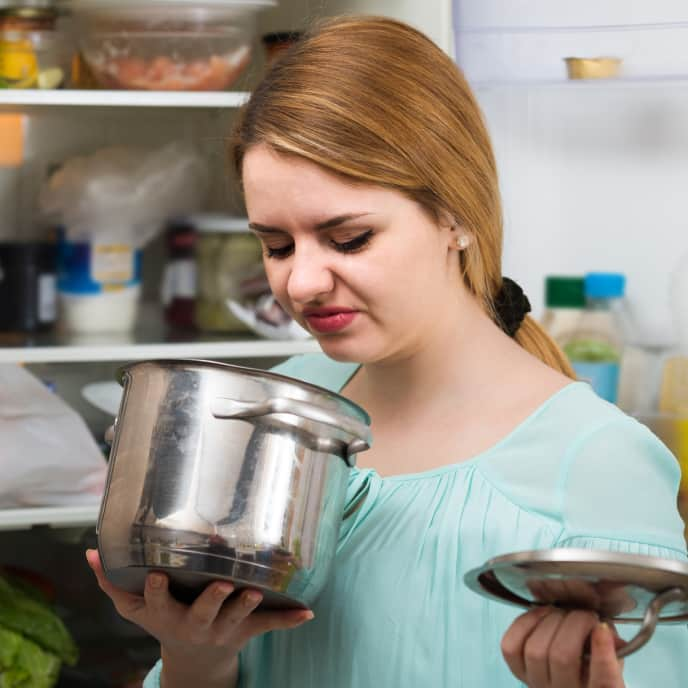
[{"xmin": 144, "ymin": 353, "xmax": 688, "ymax": 688}]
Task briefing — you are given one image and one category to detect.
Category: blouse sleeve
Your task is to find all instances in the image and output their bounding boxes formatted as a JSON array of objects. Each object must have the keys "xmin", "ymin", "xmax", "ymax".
[
  {"xmin": 554, "ymin": 417, "xmax": 688, "ymax": 687},
  {"xmin": 142, "ymin": 659, "xmax": 162, "ymax": 688}
]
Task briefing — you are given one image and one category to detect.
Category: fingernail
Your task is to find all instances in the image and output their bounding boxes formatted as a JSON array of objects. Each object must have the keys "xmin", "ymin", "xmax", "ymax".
[
  {"xmin": 594, "ymin": 622, "xmax": 611, "ymax": 645},
  {"xmin": 244, "ymin": 591, "xmax": 262, "ymax": 607},
  {"xmin": 149, "ymin": 574, "xmax": 164, "ymax": 589},
  {"xmin": 289, "ymin": 610, "xmax": 314, "ymax": 626},
  {"xmin": 215, "ymin": 583, "xmax": 234, "ymax": 598}
]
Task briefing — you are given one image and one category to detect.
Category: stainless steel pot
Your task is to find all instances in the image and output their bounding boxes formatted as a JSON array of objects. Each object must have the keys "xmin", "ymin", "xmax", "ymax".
[{"xmin": 97, "ymin": 359, "xmax": 371, "ymax": 609}]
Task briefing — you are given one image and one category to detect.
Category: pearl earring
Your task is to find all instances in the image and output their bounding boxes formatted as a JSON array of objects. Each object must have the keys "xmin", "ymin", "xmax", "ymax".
[{"xmin": 456, "ymin": 235, "xmax": 470, "ymax": 250}]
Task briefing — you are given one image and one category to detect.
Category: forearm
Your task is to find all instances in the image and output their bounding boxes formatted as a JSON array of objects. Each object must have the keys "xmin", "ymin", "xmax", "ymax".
[{"xmin": 160, "ymin": 648, "xmax": 238, "ymax": 688}]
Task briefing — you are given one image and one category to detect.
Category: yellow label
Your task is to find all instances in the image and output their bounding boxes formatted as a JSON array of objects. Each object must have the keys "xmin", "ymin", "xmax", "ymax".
[
  {"xmin": 91, "ymin": 244, "xmax": 134, "ymax": 284},
  {"xmin": 0, "ymin": 39, "xmax": 38, "ymax": 85}
]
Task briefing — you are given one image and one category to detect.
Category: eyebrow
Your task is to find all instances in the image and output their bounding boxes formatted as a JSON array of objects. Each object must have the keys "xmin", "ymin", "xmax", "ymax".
[{"xmin": 248, "ymin": 213, "xmax": 374, "ymax": 234}]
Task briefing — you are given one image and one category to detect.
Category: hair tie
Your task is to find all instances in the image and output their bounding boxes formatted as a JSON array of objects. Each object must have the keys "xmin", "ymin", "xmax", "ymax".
[{"xmin": 494, "ymin": 277, "xmax": 531, "ymax": 337}]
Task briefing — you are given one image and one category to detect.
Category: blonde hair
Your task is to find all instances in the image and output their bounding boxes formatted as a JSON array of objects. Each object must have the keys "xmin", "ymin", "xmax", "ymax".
[{"xmin": 231, "ymin": 15, "xmax": 575, "ymax": 377}]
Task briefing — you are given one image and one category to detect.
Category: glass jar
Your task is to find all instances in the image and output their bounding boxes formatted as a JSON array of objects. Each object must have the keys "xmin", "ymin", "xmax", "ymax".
[
  {"xmin": 160, "ymin": 219, "xmax": 197, "ymax": 331},
  {"xmin": 192, "ymin": 214, "xmax": 264, "ymax": 333},
  {"xmin": 0, "ymin": 4, "xmax": 70, "ymax": 89},
  {"xmin": 0, "ymin": 240, "xmax": 57, "ymax": 333}
]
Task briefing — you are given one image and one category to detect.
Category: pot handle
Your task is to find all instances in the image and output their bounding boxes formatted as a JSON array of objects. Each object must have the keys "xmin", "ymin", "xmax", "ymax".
[
  {"xmin": 579, "ymin": 587, "xmax": 687, "ymax": 660},
  {"xmin": 211, "ymin": 396, "xmax": 372, "ymax": 456},
  {"xmin": 610, "ymin": 587, "xmax": 687, "ymax": 659}
]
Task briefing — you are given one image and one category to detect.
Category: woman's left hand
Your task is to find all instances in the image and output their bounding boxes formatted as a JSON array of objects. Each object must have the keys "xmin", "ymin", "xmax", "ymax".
[{"xmin": 501, "ymin": 607, "xmax": 626, "ymax": 688}]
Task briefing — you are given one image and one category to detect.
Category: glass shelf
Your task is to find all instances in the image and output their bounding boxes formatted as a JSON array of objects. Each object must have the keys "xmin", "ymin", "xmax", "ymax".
[
  {"xmin": 0, "ymin": 504, "xmax": 99, "ymax": 530},
  {"xmin": 472, "ymin": 74, "xmax": 688, "ymax": 92},
  {"xmin": 0, "ymin": 89, "xmax": 250, "ymax": 108}
]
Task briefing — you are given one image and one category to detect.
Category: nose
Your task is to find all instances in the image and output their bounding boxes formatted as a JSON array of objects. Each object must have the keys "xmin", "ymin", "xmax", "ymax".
[{"xmin": 286, "ymin": 241, "xmax": 335, "ymax": 304}]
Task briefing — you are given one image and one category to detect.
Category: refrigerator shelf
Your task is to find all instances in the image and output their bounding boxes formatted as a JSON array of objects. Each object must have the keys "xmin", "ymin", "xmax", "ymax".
[{"xmin": 0, "ymin": 89, "xmax": 251, "ymax": 108}]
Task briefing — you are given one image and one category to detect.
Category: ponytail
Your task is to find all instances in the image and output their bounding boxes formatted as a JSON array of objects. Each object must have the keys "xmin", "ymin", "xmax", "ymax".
[{"xmin": 514, "ymin": 316, "xmax": 576, "ymax": 378}]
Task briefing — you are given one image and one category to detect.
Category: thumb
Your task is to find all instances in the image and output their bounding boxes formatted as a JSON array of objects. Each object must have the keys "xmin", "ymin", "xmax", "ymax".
[{"xmin": 588, "ymin": 623, "xmax": 625, "ymax": 687}]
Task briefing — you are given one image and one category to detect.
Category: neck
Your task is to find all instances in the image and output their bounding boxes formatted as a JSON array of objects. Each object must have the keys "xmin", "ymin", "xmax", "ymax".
[{"xmin": 348, "ymin": 292, "xmax": 524, "ymax": 419}]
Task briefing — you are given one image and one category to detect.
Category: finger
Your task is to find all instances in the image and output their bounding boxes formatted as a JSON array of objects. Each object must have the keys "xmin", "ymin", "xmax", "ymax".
[
  {"xmin": 243, "ymin": 608, "xmax": 315, "ymax": 638},
  {"xmin": 523, "ymin": 609, "xmax": 566, "ymax": 688},
  {"xmin": 186, "ymin": 581, "xmax": 235, "ymax": 630},
  {"xmin": 217, "ymin": 589, "xmax": 265, "ymax": 630},
  {"xmin": 501, "ymin": 606, "xmax": 553, "ymax": 681},
  {"xmin": 562, "ymin": 580, "xmax": 600, "ymax": 610},
  {"xmin": 548, "ymin": 611, "xmax": 598, "ymax": 688},
  {"xmin": 85, "ymin": 549, "xmax": 146, "ymax": 620},
  {"xmin": 587, "ymin": 623, "xmax": 624, "ymax": 688},
  {"xmin": 143, "ymin": 571, "xmax": 187, "ymax": 620}
]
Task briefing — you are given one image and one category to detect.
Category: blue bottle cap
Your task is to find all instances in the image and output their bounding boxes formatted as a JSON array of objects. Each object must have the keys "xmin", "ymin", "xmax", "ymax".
[{"xmin": 584, "ymin": 272, "xmax": 626, "ymax": 299}]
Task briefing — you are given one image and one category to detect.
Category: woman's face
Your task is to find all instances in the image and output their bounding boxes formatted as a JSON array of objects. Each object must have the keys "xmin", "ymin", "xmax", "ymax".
[{"xmin": 242, "ymin": 145, "xmax": 463, "ymax": 363}]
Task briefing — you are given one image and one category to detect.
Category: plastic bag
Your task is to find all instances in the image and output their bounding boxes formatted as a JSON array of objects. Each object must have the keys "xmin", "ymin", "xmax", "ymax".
[
  {"xmin": 0, "ymin": 365, "xmax": 107, "ymax": 508},
  {"xmin": 39, "ymin": 142, "xmax": 208, "ymax": 247}
]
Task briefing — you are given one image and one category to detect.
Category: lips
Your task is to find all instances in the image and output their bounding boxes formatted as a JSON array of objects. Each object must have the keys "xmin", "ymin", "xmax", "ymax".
[{"xmin": 302, "ymin": 308, "xmax": 357, "ymax": 334}]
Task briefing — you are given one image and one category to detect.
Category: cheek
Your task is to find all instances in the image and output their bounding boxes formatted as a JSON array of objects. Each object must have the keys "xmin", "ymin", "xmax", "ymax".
[{"xmin": 263, "ymin": 261, "xmax": 291, "ymax": 302}]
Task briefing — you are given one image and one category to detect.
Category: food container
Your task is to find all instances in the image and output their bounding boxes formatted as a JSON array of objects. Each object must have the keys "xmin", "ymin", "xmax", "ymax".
[
  {"xmin": 160, "ymin": 219, "xmax": 197, "ymax": 331},
  {"xmin": 97, "ymin": 359, "xmax": 372, "ymax": 609},
  {"xmin": 65, "ymin": 0, "xmax": 275, "ymax": 90},
  {"xmin": 192, "ymin": 214, "xmax": 263, "ymax": 333},
  {"xmin": 0, "ymin": 241, "xmax": 57, "ymax": 332},
  {"xmin": 57, "ymin": 236, "xmax": 142, "ymax": 334},
  {"xmin": 564, "ymin": 56, "xmax": 622, "ymax": 80},
  {"xmin": 0, "ymin": 5, "xmax": 71, "ymax": 88}
]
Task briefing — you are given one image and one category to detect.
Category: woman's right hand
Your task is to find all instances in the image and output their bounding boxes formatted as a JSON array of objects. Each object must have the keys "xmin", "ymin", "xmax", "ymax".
[{"xmin": 86, "ymin": 549, "xmax": 314, "ymax": 687}]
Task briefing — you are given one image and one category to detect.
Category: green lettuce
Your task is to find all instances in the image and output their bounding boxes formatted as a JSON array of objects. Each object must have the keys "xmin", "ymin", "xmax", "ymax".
[
  {"xmin": 0, "ymin": 625, "xmax": 61, "ymax": 688},
  {"xmin": 0, "ymin": 575, "xmax": 77, "ymax": 666}
]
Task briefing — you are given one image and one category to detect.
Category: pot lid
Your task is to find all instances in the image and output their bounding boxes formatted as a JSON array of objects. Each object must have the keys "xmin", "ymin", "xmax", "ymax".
[{"xmin": 465, "ymin": 547, "xmax": 688, "ymax": 624}]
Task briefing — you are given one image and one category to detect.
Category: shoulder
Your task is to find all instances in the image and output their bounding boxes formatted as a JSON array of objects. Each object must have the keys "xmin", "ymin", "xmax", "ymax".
[
  {"xmin": 479, "ymin": 383, "xmax": 684, "ymax": 544},
  {"xmin": 269, "ymin": 353, "xmax": 359, "ymax": 394}
]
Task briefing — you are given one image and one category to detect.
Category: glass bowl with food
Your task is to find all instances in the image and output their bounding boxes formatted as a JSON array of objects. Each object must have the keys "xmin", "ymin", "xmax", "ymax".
[{"xmin": 65, "ymin": 0, "xmax": 275, "ymax": 90}]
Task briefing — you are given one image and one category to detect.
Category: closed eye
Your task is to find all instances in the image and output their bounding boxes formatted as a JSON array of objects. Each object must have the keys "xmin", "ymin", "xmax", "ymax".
[
  {"xmin": 331, "ymin": 230, "xmax": 373, "ymax": 253},
  {"xmin": 265, "ymin": 230, "xmax": 373, "ymax": 260}
]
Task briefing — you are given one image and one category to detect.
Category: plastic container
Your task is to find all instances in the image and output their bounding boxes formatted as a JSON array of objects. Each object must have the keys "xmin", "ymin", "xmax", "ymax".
[
  {"xmin": 192, "ymin": 214, "xmax": 263, "ymax": 333},
  {"xmin": 0, "ymin": 5, "xmax": 72, "ymax": 88},
  {"xmin": 540, "ymin": 275, "xmax": 585, "ymax": 344},
  {"xmin": 65, "ymin": 0, "xmax": 275, "ymax": 90},
  {"xmin": 57, "ymin": 236, "xmax": 142, "ymax": 334},
  {"xmin": 561, "ymin": 272, "xmax": 629, "ymax": 404}
]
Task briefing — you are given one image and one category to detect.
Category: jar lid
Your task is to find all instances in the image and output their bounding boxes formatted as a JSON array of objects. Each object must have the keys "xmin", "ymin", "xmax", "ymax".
[
  {"xmin": 544, "ymin": 276, "xmax": 585, "ymax": 308},
  {"xmin": 189, "ymin": 213, "xmax": 250, "ymax": 234},
  {"xmin": 584, "ymin": 272, "xmax": 626, "ymax": 299}
]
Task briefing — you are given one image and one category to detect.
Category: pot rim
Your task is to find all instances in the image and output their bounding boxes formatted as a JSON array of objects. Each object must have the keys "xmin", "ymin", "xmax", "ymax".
[{"xmin": 116, "ymin": 357, "xmax": 371, "ymax": 425}]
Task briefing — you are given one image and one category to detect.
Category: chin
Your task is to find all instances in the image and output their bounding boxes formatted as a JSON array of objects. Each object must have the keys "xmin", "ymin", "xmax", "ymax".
[{"xmin": 316, "ymin": 335, "xmax": 383, "ymax": 365}]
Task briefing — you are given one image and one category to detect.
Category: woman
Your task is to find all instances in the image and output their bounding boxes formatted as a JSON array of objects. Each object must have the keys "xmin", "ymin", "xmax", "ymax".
[{"xmin": 87, "ymin": 16, "xmax": 688, "ymax": 688}]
